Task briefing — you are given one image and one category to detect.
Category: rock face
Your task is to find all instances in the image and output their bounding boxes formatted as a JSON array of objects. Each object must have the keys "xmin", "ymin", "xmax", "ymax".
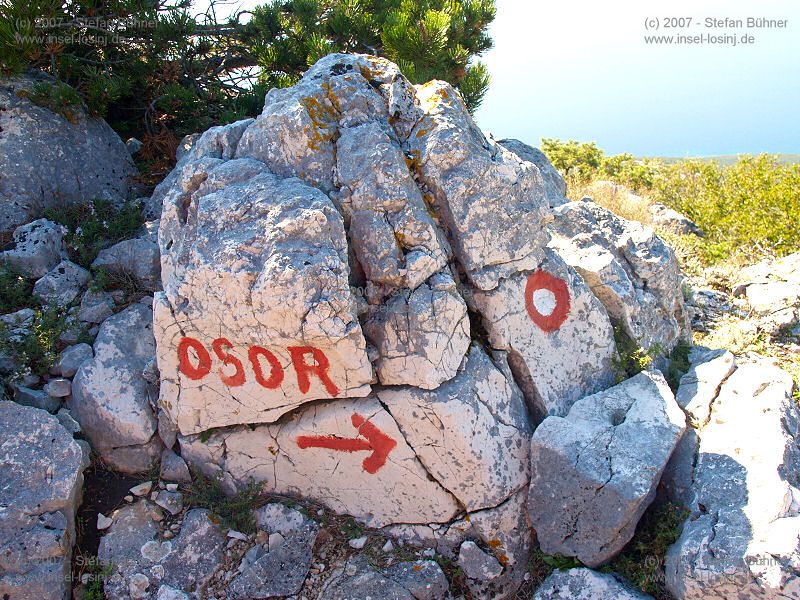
[
  {"xmin": 534, "ymin": 568, "xmax": 653, "ymax": 600},
  {"xmin": 733, "ymin": 251, "xmax": 800, "ymax": 334},
  {"xmin": 665, "ymin": 361, "xmax": 800, "ymax": 599},
  {"xmin": 0, "ymin": 401, "xmax": 88, "ymax": 600},
  {"xmin": 498, "ymin": 139, "xmax": 568, "ymax": 207},
  {"xmin": 149, "ymin": 52, "xmax": 693, "ymax": 599},
  {"xmin": 549, "ymin": 200, "xmax": 690, "ymax": 351},
  {"xmin": 528, "ymin": 370, "xmax": 685, "ymax": 567},
  {"xmin": 0, "ymin": 74, "xmax": 137, "ymax": 235},
  {"xmin": 649, "ymin": 203, "xmax": 702, "ymax": 236},
  {"xmin": 70, "ymin": 302, "xmax": 162, "ymax": 473}
]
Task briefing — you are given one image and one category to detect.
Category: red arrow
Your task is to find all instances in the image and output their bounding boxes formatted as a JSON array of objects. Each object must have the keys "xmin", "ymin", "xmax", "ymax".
[{"xmin": 296, "ymin": 413, "xmax": 397, "ymax": 474}]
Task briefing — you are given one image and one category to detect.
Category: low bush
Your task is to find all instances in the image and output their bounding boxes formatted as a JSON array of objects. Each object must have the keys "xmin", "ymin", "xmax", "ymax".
[{"xmin": 185, "ymin": 469, "xmax": 264, "ymax": 533}]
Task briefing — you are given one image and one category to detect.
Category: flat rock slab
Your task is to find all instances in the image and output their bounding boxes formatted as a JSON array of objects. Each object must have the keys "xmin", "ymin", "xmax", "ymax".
[
  {"xmin": 528, "ymin": 370, "xmax": 685, "ymax": 567},
  {"xmin": 534, "ymin": 568, "xmax": 653, "ymax": 599},
  {"xmin": 0, "ymin": 401, "xmax": 87, "ymax": 600},
  {"xmin": 666, "ymin": 361, "xmax": 800, "ymax": 599},
  {"xmin": 155, "ymin": 160, "xmax": 373, "ymax": 435},
  {"xmin": 99, "ymin": 503, "xmax": 225, "ymax": 599},
  {"xmin": 318, "ymin": 556, "xmax": 448, "ymax": 600}
]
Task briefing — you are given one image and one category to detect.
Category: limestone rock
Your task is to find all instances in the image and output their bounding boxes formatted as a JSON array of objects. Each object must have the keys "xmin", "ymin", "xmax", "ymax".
[
  {"xmin": 377, "ymin": 345, "xmax": 530, "ymax": 511},
  {"xmin": 13, "ymin": 384, "xmax": 60, "ymax": 412},
  {"xmin": 43, "ymin": 377, "xmax": 71, "ymax": 398},
  {"xmin": 0, "ymin": 219, "xmax": 66, "ymax": 278},
  {"xmin": 471, "ymin": 249, "xmax": 616, "ymax": 420},
  {"xmin": 228, "ymin": 507, "xmax": 318, "ymax": 598},
  {"xmin": 0, "ymin": 74, "xmax": 137, "ymax": 235},
  {"xmin": 53, "ymin": 342, "xmax": 93, "ymax": 377},
  {"xmin": 458, "ymin": 541, "xmax": 503, "ymax": 581},
  {"xmin": 649, "ymin": 203, "xmax": 703, "ymax": 236},
  {"xmin": 318, "ymin": 556, "xmax": 448, "ymax": 600},
  {"xmin": 549, "ymin": 200, "xmax": 689, "ymax": 350},
  {"xmin": 675, "ymin": 347, "xmax": 735, "ymax": 427},
  {"xmin": 79, "ymin": 289, "xmax": 116, "ymax": 324},
  {"xmin": 93, "ymin": 238, "xmax": 161, "ymax": 292},
  {"xmin": 33, "ymin": 260, "xmax": 90, "ymax": 307},
  {"xmin": 733, "ymin": 251, "xmax": 800, "ymax": 334},
  {"xmin": 534, "ymin": 568, "xmax": 654, "ymax": 599},
  {"xmin": 665, "ymin": 361, "xmax": 800, "ymax": 599},
  {"xmin": 155, "ymin": 158, "xmax": 373, "ymax": 435},
  {"xmin": 0, "ymin": 402, "xmax": 87, "ymax": 600},
  {"xmin": 100, "ymin": 504, "xmax": 225, "ymax": 599},
  {"xmin": 498, "ymin": 139, "xmax": 568, "ymax": 207},
  {"xmin": 70, "ymin": 303, "xmax": 161, "ymax": 473},
  {"xmin": 159, "ymin": 449, "xmax": 191, "ymax": 483},
  {"xmin": 363, "ymin": 271, "xmax": 469, "ymax": 389},
  {"xmin": 528, "ymin": 370, "xmax": 685, "ymax": 567},
  {"xmin": 179, "ymin": 396, "xmax": 461, "ymax": 528}
]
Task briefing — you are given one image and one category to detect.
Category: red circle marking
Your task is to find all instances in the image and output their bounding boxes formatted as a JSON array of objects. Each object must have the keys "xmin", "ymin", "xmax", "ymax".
[{"xmin": 524, "ymin": 270, "xmax": 571, "ymax": 332}]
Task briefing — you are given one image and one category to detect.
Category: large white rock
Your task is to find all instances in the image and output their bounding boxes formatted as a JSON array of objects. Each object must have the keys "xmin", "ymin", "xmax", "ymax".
[
  {"xmin": 528, "ymin": 370, "xmax": 685, "ymax": 567},
  {"xmin": 472, "ymin": 249, "xmax": 616, "ymax": 420},
  {"xmin": 0, "ymin": 402, "xmax": 88, "ymax": 600},
  {"xmin": 665, "ymin": 361, "xmax": 800, "ymax": 599},
  {"xmin": 549, "ymin": 200, "xmax": 690, "ymax": 351},
  {"xmin": 155, "ymin": 158, "xmax": 373, "ymax": 435},
  {"xmin": 70, "ymin": 302, "xmax": 161, "ymax": 473},
  {"xmin": 405, "ymin": 81, "xmax": 551, "ymax": 292},
  {"xmin": 534, "ymin": 568, "xmax": 653, "ymax": 600},
  {"xmin": 179, "ymin": 396, "xmax": 461, "ymax": 528}
]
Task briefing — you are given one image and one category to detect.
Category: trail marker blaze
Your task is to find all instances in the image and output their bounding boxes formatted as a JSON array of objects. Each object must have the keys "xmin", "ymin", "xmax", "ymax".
[
  {"xmin": 296, "ymin": 412, "xmax": 397, "ymax": 474},
  {"xmin": 524, "ymin": 270, "xmax": 571, "ymax": 332}
]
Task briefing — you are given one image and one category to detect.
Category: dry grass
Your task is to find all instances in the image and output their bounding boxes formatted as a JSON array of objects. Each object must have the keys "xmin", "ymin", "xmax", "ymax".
[{"xmin": 568, "ymin": 179, "xmax": 654, "ymax": 225}]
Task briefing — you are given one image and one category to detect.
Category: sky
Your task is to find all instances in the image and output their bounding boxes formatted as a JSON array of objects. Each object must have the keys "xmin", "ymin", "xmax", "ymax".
[{"xmin": 474, "ymin": 0, "xmax": 800, "ymax": 156}]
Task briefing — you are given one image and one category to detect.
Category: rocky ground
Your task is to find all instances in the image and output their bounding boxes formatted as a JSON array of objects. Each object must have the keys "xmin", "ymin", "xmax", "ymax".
[{"xmin": 1, "ymin": 53, "xmax": 798, "ymax": 600}]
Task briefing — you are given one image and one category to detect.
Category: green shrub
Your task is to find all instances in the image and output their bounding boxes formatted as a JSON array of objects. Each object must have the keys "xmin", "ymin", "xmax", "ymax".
[
  {"xmin": 17, "ymin": 81, "xmax": 83, "ymax": 123},
  {"xmin": 612, "ymin": 328, "xmax": 659, "ymax": 383},
  {"xmin": 43, "ymin": 199, "xmax": 143, "ymax": 268},
  {"xmin": 0, "ymin": 307, "xmax": 66, "ymax": 377},
  {"xmin": 0, "ymin": 265, "xmax": 35, "ymax": 313}
]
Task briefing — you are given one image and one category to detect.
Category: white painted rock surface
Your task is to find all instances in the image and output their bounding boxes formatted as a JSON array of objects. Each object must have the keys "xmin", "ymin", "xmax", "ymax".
[
  {"xmin": 471, "ymin": 249, "xmax": 616, "ymax": 420},
  {"xmin": 528, "ymin": 370, "xmax": 685, "ymax": 567},
  {"xmin": 549, "ymin": 200, "xmax": 690, "ymax": 351},
  {"xmin": 0, "ymin": 401, "xmax": 88, "ymax": 600},
  {"xmin": 70, "ymin": 303, "xmax": 161, "ymax": 473},
  {"xmin": 665, "ymin": 361, "xmax": 800, "ymax": 599}
]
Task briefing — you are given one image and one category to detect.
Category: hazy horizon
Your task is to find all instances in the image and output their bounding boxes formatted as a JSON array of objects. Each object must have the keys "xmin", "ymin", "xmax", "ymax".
[{"xmin": 474, "ymin": 0, "xmax": 800, "ymax": 157}]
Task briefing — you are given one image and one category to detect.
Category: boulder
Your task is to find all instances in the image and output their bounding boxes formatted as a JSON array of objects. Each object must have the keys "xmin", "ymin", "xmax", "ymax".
[
  {"xmin": 53, "ymin": 342, "xmax": 93, "ymax": 377},
  {"xmin": 78, "ymin": 289, "xmax": 116, "ymax": 324},
  {"xmin": 159, "ymin": 449, "xmax": 191, "ymax": 483},
  {"xmin": 528, "ymin": 370, "xmax": 685, "ymax": 567},
  {"xmin": 665, "ymin": 361, "xmax": 800, "ymax": 599},
  {"xmin": 0, "ymin": 401, "xmax": 87, "ymax": 600},
  {"xmin": 0, "ymin": 74, "xmax": 136, "ymax": 235},
  {"xmin": 534, "ymin": 568, "xmax": 654, "ymax": 599},
  {"xmin": 548, "ymin": 200, "xmax": 690, "ymax": 351},
  {"xmin": 92, "ymin": 238, "xmax": 161, "ymax": 292},
  {"xmin": 733, "ymin": 251, "xmax": 800, "ymax": 334},
  {"xmin": 228, "ymin": 504, "xmax": 319, "ymax": 598},
  {"xmin": 498, "ymin": 139, "xmax": 568, "ymax": 207},
  {"xmin": 70, "ymin": 303, "xmax": 161, "ymax": 473},
  {"xmin": 13, "ymin": 384, "xmax": 60, "ymax": 412},
  {"xmin": 100, "ymin": 503, "xmax": 226, "ymax": 599},
  {"xmin": 32, "ymin": 260, "xmax": 90, "ymax": 307},
  {"xmin": 649, "ymin": 203, "xmax": 703, "ymax": 236},
  {"xmin": 0, "ymin": 219, "xmax": 66, "ymax": 278}
]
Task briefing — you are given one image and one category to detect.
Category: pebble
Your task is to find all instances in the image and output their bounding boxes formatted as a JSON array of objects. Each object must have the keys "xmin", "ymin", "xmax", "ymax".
[
  {"xmin": 165, "ymin": 483, "xmax": 179, "ymax": 492},
  {"xmin": 348, "ymin": 535, "xmax": 368, "ymax": 550},
  {"xmin": 124, "ymin": 495, "xmax": 134, "ymax": 503},
  {"xmin": 268, "ymin": 532, "xmax": 285, "ymax": 548},
  {"xmin": 422, "ymin": 548, "xmax": 436, "ymax": 557},
  {"xmin": 97, "ymin": 512, "xmax": 113, "ymax": 530},
  {"xmin": 130, "ymin": 481, "xmax": 153, "ymax": 496},
  {"xmin": 163, "ymin": 530, "xmax": 175, "ymax": 539},
  {"xmin": 227, "ymin": 530, "xmax": 248, "ymax": 541},
  {"xmin": 382, "ymin": 540, "xmax": 394, "ymax": 553}
]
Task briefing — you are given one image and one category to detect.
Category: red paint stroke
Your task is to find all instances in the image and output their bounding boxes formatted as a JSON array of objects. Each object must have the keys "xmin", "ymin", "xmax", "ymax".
[
  {"xmin": 524, "ymin": 270, "xmax": 571, "ymax": 332},
  {"xmin": 248, "ymin": 345, "xmax": 284, "ymax": 389},
  {"xmin": 178, "ymin": 337, "xmax": 212, "ymax": 380},
  {"xmin": 296, "ymin": 413, "xmax": 397, "ymax": 474},
  {"xmin": 212, "ymin": 337, "xmax": 245, "ymax": 387},
  {"xmin": 288, "ymin": 346, "xmax": 340, "ymax": 396}
]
